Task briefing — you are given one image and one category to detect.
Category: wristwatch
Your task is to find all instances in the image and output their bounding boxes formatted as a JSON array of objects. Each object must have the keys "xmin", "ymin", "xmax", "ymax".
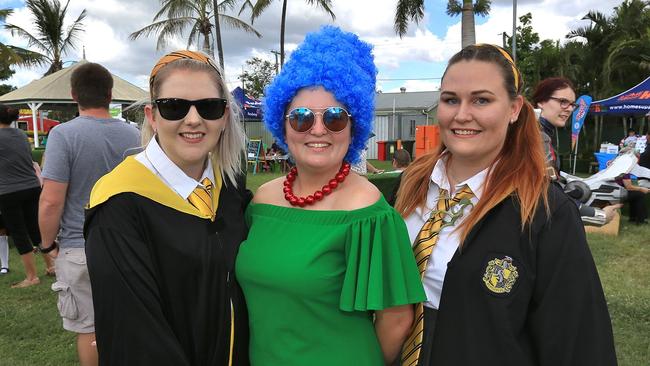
[{"xmin": 39, "ymin": 241, "xmax": 58, "ymax": 254}]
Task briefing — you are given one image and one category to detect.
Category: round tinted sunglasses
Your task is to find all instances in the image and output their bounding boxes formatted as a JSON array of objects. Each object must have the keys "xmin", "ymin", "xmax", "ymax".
[
  {"xmin": 286, "ymin": 107, "xmax": 352, "ymax": 133},
  {"xmin": 154, "ymin": 98, "xmax": 228, "ymax": 120}
]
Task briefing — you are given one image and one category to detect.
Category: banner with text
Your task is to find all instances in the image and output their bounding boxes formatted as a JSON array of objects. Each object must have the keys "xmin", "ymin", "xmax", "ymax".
[{"xmin": 571, "ymin": 95, "xmax": 592, "ymax": 150}]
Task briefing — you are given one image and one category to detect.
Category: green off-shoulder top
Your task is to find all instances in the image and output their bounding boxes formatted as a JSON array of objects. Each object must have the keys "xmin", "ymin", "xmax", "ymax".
[{"xmin": 235, "ymin": 196, "xmax": 426, "ymax": 366}]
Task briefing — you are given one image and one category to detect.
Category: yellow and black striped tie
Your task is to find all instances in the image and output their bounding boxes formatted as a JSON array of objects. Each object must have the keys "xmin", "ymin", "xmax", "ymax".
[
  {"xmin": 401, "ymin": 185, "xmax": 474, "ymax": 366},
  {"xmin": 188, "ymin": 178, "xmax": 214, "ymax": 220}
]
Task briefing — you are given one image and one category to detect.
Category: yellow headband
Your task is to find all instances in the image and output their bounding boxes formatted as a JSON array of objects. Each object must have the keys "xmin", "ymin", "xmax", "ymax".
[
  {"xmin": 149, "ymin": 50, "xmax": 220, "ymax": 89},
  {"xmin": 475, "ymin": 44, "xmax": 521, "ymax": 92}
]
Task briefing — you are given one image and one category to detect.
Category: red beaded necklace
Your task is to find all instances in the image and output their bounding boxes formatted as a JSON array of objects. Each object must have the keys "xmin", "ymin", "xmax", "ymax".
[{"xmin": 283, "ymin": 162, "xmax": 351, "ymax": 207}]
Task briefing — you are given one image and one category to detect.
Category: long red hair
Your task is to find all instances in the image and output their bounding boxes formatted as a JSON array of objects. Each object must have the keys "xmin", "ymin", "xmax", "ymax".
[{"xmin": 395, "ymin": 45, "xmax": 549, "ymax": 245}]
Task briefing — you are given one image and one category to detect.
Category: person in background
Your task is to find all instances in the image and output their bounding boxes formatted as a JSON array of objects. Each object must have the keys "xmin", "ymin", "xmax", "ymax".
[
  {"xmin": 533, "ymin": 77, "xmax": 620, "ymax": 226},
  {"xmin": 638, "ymin": 131, "xmax": 650, "ymax": 169},
  {"xmin": 615, "ymin": 149, "xmax": 649, "ymax": 224},
  {"xmin": 395, "ymin": 44, "xmax": 616, "ymax": 365},
  {"xmin": 236, "ymin": 26, "xmax": 425, "ymax": 365},
  {"xmin": 0, "ymin": 103, "xmax": 53, "ymax": 288},
  {"xmin": 392, "ymin": 149, "xmax": 411, "ymax": 172},
  {"xmin": 620, "ymin": 128, "xmax": 637, "ymax": 149},
  {"xmin": 84, "ymin": 50, "xmax": 250, "ymax": 365},
  {"xmin": 0, "ymin": 212, "xmax": 9, "ymax": 274},
  {"xmin": 39, "ymin": 62, "xmax": 140, "ymax": 366},
  {"xmin": 532, "ymin": 77, "xmax": 576, "ymax": 174}
]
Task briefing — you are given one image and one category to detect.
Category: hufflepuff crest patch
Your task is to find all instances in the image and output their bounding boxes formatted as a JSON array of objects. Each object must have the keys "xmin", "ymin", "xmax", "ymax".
[{"xmin": 482, "ymin": 256, "xmax": 519, "ymax": 294}]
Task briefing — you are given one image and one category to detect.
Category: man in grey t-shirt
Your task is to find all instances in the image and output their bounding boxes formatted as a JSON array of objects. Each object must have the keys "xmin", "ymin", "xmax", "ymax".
[{"xmin": 39, "ymin": 62, "xmax": 140, "ymax": 366}]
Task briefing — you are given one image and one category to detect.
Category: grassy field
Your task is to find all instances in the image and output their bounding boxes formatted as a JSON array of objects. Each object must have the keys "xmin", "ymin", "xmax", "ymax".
[{"xmin": 0, "ymin": 159, "xmax": 647, "ymax": 365}]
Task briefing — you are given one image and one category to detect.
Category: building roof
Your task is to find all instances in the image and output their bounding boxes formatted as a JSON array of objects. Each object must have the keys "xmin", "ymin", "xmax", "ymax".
[
  {"xmin": 375, "ymin": 90, "xmax": 440, "ymax": 112},
  {"xmin": 0, "ymin": 59, "xmax": 147, "ymax": 106}
]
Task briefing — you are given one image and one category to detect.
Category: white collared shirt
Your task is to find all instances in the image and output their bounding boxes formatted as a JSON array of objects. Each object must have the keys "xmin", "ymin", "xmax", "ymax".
[
  {"xmin": 404, "ymin": 158, "xmax": 488, "ymax": 309},
  {"xmin": 135, "ymin": 137, "xmax": 213, "ymax": 199}
]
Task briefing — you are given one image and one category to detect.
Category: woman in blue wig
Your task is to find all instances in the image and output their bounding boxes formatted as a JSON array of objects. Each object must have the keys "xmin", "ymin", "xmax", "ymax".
[{"xmin": 236, "ymin": 26, "xmax": 425, "ymax": 365}]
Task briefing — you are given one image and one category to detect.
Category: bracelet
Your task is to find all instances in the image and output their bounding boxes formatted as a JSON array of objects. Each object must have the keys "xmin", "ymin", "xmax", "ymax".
[{"xmin": 39, "ymin": 241, "xmax": 58, "ymax": 254}]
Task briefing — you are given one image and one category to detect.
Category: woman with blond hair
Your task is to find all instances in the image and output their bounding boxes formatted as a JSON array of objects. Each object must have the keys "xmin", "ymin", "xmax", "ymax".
[
  {"xmin": 85, "ymin": 50, "xmax": 250, "ymax": 365},
  {"xmin": 395, "ymin": 45, "xmax": 617, "ymax": 365}
]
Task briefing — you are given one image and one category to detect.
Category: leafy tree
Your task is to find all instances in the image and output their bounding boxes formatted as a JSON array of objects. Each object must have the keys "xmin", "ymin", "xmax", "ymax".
[
  {"xmin": 130, "ymin": 0, "xmax": 261, "ymax": 69},
  {"xmin": 504, "ymin": 13, "xmax": 542, "ymax": 95},
  {"xmin": 238, "ymin": 57, "xmax": 274, "ymax": 98},
  {"xmin": 446, "ymin": 0, "xmax": 491, "ymax": 48},
  {"xmin": 0, "ymin": 60, "xmax": 17, "ymax": 96},
  {"xmin": 4, "ymin": 0, "xmax": 86, "ymax": 76},
  {"xmin": 240, "ymin": 0, "xmax": 335, "ymax": 66}
]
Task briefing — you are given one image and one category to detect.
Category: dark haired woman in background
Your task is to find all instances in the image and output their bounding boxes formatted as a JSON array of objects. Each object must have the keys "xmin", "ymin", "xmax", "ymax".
[
  {"xmin": 533, "ymin": 77, "xmax": 620, "ymax": 226},
  {"xmin": 0, "ymin": 103, "xmax": 53, "ymax": 288}
]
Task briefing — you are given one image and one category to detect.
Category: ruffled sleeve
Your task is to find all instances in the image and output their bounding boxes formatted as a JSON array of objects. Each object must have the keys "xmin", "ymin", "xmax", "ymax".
[{"xmin": 340, "ymin": 202, "xmax": 426, "ymax": 311}]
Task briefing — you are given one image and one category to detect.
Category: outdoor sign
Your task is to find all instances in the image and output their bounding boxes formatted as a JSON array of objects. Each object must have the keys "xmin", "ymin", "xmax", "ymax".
[
  {"xmin": 232, "ymin": 87, "xmax": 262, "ymax": 119},
  {"xmin": 571, "ymin": 95, "xmax": 592, "ymax": 150},
  {"xmin": 590, "ymin": 76, "xmax": 650, "ymax": 115}
]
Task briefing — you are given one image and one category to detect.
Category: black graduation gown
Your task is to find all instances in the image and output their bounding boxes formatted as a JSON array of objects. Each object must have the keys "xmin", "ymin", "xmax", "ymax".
[
  {"xmin": 428, "ymin": 185, "xmax": 617, "ymax": 366},
  {"xmin": 84, "ymin": 157, "xmax": 251, "ymax": 366}
]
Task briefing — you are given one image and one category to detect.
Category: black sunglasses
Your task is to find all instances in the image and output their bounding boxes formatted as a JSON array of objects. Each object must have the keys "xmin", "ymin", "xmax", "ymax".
[
  {"xmin": 154, "ymin": 98, "xmax": 228, "ymax": 120},
  {"xmin": 285, "ymin": 107, "xmax": 352, "ymax": 133}
]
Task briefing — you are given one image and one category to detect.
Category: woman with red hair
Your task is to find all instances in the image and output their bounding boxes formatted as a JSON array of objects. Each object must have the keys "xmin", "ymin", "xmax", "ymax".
[{"xmin": 395, "ymin": 45, "xmax": 616, "ymax": 365}]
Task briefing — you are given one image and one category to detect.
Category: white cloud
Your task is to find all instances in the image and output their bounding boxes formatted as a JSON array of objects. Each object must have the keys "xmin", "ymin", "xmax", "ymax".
[{"xmin": 0, "ymin": 0, "xmax": 628, "ymax": 94}]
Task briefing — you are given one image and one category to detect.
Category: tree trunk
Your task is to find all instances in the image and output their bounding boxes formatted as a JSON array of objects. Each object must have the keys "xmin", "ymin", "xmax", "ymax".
[
  {"xmin": 202, "ymin": 32, "xmax": 211, "ymax": 55},
  {"xmin": 213, "ymin": 0, "xmax": 225, "ymax": 69},
  {"xmin": 280, "ymin": 0, "xmax": 287, "ymax": 67},
  {"xmin": 461, "ymin": 0, "xmax": 476, "ymax": 48}
]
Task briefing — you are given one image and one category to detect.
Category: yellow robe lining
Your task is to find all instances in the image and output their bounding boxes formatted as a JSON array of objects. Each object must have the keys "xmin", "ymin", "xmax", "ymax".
[{"xmin": 88, "ymin": 156, "xmax": 222, "ymax": 219}]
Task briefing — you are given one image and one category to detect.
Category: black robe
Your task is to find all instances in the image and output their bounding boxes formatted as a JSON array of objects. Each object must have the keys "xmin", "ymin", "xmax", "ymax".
[
  {"xmin": 428, "ymin": 185, "xmax": 617, "ymax": 366},
  {"xmin": 84, "ymin": 157, "xmax": 251, "ymax": 366}
]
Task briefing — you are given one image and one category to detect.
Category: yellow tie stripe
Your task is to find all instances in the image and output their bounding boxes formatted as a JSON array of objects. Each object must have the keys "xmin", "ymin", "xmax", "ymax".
[
  {"xmin": 401, "ymin": 185, "xmax": 474, "ymax": 366},
  {"xmin": 188, "ymin": 178, "xmax": 214, "ymax": 220}
]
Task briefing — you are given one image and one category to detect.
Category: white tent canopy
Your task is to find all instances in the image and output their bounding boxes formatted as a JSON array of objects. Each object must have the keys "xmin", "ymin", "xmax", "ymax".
[{"xmin": 0, "ymin": 59, "xmax": 147, "ymax": 147}]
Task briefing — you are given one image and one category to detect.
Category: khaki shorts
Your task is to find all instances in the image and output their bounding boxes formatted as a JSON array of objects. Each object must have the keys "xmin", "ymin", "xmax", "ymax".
[{"xmin": 51, "ymin": 247, "xmax": 94, "ymax": 334}]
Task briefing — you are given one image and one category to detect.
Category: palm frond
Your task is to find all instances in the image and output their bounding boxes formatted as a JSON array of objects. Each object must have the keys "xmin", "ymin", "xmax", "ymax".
[
  {"xmin": 394, "ymin": 0, "xmax": 424, "ymax": 37},
  {"xmin": 60, "ymin": 8, "xmax": 86, "ymax": 57},
  {"xmin": 237, "ymin": 0, "xmax": 255, "ymax": 16},
  {"xmin": 250, "ymin": 0, "xmax": 274, "ymax": 21},
  {"xmin": 4, "ymin": 24, "xmax": 48, "ymax": 53},
  {"xmin": 473, "ymin": 0, "xmax": 490, "ymax": 16},
  {"xmin": 0, "ymin": 8, "xmax": 13, "ymax": 21},
  {"xmin": 305, "ymin": 0, "xmax": 335, "ymax": 20},
  {"xmin": 446, "ymin": 0, "xmax": 462, "ymax": 16},
  {"xmin": 218, "ymin": 0, "xmax": 239, "ymax": 12},
  {"xmin": 129, "ymin": 17, "xmax": 195, "ymax": 43},
  {"xmin": 187, "ymin": 22, "xmax": 201, "ymax": 49},
  {"xmin": 0, "ymin": 43, "xmax": 48, "ymax": 67},
  {"xmin": 219, "ymin": 13, "xmax": 262, "ymax": 37}
]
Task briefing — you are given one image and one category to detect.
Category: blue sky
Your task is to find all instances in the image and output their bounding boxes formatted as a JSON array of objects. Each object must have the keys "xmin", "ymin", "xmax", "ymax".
[{"xmin": 0, "ymin": 0, "xmax": 623, "ymax": 93}]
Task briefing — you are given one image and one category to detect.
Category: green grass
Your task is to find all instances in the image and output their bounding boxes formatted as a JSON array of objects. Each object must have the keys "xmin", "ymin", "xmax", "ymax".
[{"xmin": 1, "ymin": 163, "xmax": 647, "ymax": 365}]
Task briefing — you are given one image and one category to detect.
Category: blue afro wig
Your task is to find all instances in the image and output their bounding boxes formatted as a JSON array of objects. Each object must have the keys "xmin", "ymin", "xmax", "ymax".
[{"xmin": 263, "ymin": 26, "xmax": 377, "ymax": 164}]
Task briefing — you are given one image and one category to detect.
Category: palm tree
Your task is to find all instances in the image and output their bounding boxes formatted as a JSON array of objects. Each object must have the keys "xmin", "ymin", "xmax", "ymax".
[
  {"xmin": 4, "ymin": 0, "xmax": 86, "ymax": 76},
  {"xmin": 393, "ymin": 0, "xmax": 424, "ymax": 38},
  {"xmin": 566, "ymin": 10, "xmax": 617, "ymax": 98},
  {"xmin": 446, "ymin": 0, "xmax": 491, "ymax": 48},
  {"xmin": 602, "ymin": 0, "xmax": 650, "ymax": 92},
  {"xmin": 130, "ymin": 0, "xmax": 261, "ymax": 70},
  {"xmin": 240, "ymin": 0, "xmax": 335, "ymax": 66},
  {"xmin": 0, "ymin": 8, "xmax": 45, "ymax": 69}
]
